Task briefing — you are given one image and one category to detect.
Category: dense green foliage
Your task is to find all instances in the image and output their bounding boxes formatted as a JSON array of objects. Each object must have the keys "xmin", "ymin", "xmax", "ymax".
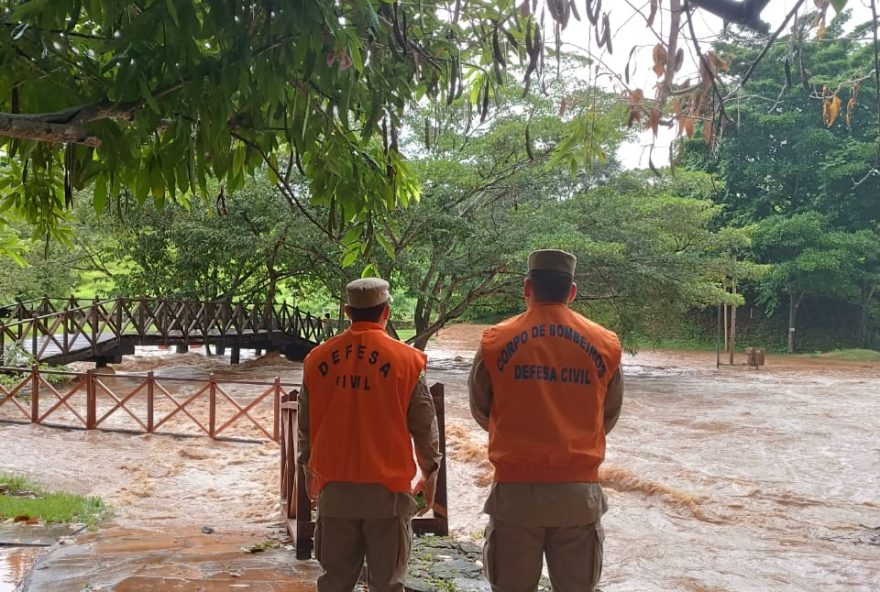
[
  {"xmin": 684, "ymin": 12, "xmax": 880, "ymax": 350},
  {"xmin": 0, "ymin": 7, "xmax": 877, "ymax": 353}
]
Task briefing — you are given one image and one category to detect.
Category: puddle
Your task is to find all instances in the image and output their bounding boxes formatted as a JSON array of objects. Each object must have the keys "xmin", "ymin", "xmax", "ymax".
[
  {"xmin": 21, "ymin": 528, "xmax": 320, "ymax": 592},
  {"xmin": 0, "ymin": 547, "xmax": 40, "ymax": 592}
]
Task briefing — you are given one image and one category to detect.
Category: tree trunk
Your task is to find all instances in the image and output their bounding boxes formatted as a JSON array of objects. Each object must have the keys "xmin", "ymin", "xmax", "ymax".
[
  {"xmin": 728, "ymin": 300, "xmax": 737, "ymax": 365},
  {"xmin": 412, "ymin": 303, "xmax": 432, "ymax": 351}
]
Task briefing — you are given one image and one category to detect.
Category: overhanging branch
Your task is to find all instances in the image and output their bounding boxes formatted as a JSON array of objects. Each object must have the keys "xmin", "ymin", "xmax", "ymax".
[{"xmin": 689, "ymin": 0, "xmax": 773, "ymax": 32}]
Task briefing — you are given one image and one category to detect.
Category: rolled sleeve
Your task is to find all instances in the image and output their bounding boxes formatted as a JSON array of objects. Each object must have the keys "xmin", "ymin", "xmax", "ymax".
[
  {"xmin": 604, "ymin": 369, "xmax": 624, "ymax": 435},
  {"xmin": 407, "ymin": 375, "xmax": 442, "ymax": 475},
  {"xmin": 468, "ymin": 346, "xmax": 493, "ymax": 432}
]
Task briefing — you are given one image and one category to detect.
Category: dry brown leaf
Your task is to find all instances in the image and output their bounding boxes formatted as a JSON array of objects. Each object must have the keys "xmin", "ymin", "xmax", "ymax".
[
  {"xmin": 703, "ymin": 117, "xmax": 714, "ymax": 144},
  {"xmin": 675, "ymin": 48, "xmax": 685, "ymax": 73},
  {"xmin": 817, "ymin": 17, "xmax": 827, "ymax": 39},
  {"xmin": 627, "ymin": 106, "xmax": 641, "ymax": 129},
  {"xmin": 652, "ymin": 43, "xmax": 668, "ymax": 78},
  {"xmin": 823, "ymin": 93, "xmax": 842, "ymax": 127},
  {"xmin": 813, "ymin": 0, "xmax": 829, "ymax": 8},
  {"xmin": 846, "ymin": 81, "xmax": 861, "ymax": 128},
  {"xmin": 648, "ymin": 108, "xmax": 661, "ymax": 137},
  {"xmin": 672, "ymin": 99, "xmax": 682, "ymax": 118},
  {"xmin": 629, "ymin": 88, "xmax": 645, "ymax": 106},
  {"xmin": 682, "ymin": 116, "xmax": 695, "ymax": 138}
]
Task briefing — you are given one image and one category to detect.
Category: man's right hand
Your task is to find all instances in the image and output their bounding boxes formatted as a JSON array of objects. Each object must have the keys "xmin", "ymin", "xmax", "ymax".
[{"xmin": 416, "ymin": 470, "xmax": 439, "ymax": 516}]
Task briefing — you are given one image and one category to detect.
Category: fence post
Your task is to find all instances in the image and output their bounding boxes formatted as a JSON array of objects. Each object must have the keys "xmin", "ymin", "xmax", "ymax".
[
  {"xmin": 30, "ymin": 364, "xmax": 40, "ymax": 423},
  {"xmin": 273, "ymin": 376, "xmax": 281, "ymax": 442},
  {"xmin": 209, "ymin": 373, "xmax": 217, "ymax": 438},
  {"xmin": 146, "ymin": 371, "xmax": 155, "ymax": 433},
  {"xmin": 90, "ymin": 298, "xmax": 99, "ymax": 351},
  {"xmin": 115, "ymin": 296, "xmax": 124, "ymax": 335},
  {"xmin": 31, "ymin": 312, "xmax": 38, "ymax": 358},
  {"xmin": 430, "ymin": 383, "xmax": 449, "ymax": 536},
  {"xmin": 62, "ymin": 305, "xmax": 69, "ymax": 354},
  {"xmin": 86, "ymin": 369, "xmax": 97, "ymax": 429}
]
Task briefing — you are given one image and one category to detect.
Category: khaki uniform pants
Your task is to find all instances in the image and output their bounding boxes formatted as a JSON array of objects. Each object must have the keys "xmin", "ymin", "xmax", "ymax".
[
  {"xmin": 484, "ymin": 516, "xmax": 604, "ymax": 592},
  {"xmin": 315, "ymin": 515, "xmax": 413, "ymax": 592}
]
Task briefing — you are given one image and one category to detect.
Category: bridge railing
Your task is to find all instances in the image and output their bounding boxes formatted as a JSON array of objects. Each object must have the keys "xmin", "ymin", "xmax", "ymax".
[{"xmin": 0, "ymin": 297, "xmax": 331, "ymax": 361}]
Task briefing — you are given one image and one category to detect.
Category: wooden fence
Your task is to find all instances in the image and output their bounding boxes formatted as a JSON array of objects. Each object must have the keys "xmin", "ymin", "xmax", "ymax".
[
  {"xmin": 1, "ymin": 365, "xmax": 450, "ymax": 556},
  {"xmin": 0, "ymin": 365, "xmax": 289, "ymax": 441}
]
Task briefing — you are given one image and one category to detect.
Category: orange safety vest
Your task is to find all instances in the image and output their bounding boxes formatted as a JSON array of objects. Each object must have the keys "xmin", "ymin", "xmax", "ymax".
[
  {"xmin": 303, "ymin": 321, "xmax": 427, "ymax": 494},
  {"xmin": 481, "ymin": 303, "xmax": 622, "ymax": 483}
]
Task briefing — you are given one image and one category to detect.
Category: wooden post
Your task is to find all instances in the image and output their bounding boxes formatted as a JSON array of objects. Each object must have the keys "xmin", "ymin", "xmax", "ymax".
[
  {"xmin": 723, "ymin": 303, "xmax": 729, "ymax": 353},
  {"xmin": 430, "ymin": 383, "xmax": 449, "ymax": 536},
  {"xmin": 729, "ymin": 272, "xmax": 737, "ymax": 366},
  {"xmin": 716, "ymin": 304, "xmax": 722, "ymax": 369},
  {"xmin": 90, "ymin": 298, "xmax": 99, "ymax": 353},
  {"xmin": 146, "ymin": 371, "xmax": 155, "ymax": 432},
  {"xmin": 209, "ymin": 373, "xmax": 217, "ymax": 438},
  {"xmin": 115, "ymin": 296, "xmax": 123, "ymax": 334},
  {"xmin": 86, "ymin": 369, "xmax": 97, "ymax": 429},
  {"xmin": 62, "ymin": 306, "xmax": 69, "ymax": 354},
  {"xmin": 30, "ymin": 364, "xmax": 40, "ymax": 423},
  {"xmin": 230, "ymin": 347, "xmax": 241, "ymax": 365},
  {"xmin": 31, "ymin": 312, "xmax": 38, "ymax": 358},
  {"xmin": 273, "ymin": 376, "xmax": 281, "ymax": 442}
]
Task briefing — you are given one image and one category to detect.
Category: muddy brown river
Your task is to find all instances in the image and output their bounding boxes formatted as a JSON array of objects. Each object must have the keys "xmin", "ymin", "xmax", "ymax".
[{"xmin": 1, "ymin": 325, "xmax": 878, "ymax": 591}]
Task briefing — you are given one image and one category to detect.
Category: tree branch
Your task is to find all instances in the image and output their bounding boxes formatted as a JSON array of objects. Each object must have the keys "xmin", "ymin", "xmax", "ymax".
[{"xmin": 688, "ymin": 0, "xmax": 773, "ymax": 32}]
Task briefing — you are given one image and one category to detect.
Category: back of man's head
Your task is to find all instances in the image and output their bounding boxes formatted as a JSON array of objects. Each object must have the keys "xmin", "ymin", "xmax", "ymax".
[{"xmin": 529, "ymin": 269, "xmax": 575, "ymax": 303}]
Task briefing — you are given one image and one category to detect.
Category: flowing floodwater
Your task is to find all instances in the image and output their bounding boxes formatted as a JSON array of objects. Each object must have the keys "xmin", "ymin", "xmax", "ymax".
[{"xmin": 1, "ymin": 328, "xmax": 879, "ymax": 590}]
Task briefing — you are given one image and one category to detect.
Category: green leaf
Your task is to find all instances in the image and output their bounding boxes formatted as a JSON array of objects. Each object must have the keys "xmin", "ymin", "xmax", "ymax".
[
  {"xmin": 268, "ymin": 154, "xmax": 280, "ymax": 184},
  {"xmin": 830, "ymin": 0, "xmax": 848, "ymax": 13},
  {"xmin": 341, "ymin": 246, "xmax": 360, "ymax": 267},
  {"xmin": 361, "ymin": 263, "xmax": 380, "ymax": 278},
  {"xmin": 139, "ymin": 79, "xmax": 161, "ymax": 114},
  {"xmin": 165, "ymin": 0, "xmax": 180, "ymax": 25},
  {"xmin": 94, "ymin": 174, "xmax": 108, "ymax": 214}
]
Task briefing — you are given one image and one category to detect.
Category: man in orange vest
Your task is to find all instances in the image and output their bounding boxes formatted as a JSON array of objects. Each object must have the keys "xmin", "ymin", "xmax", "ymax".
[
  {"xmin": 469, "ymin": 249, "xmax": 624, "ymax": 591},
  {"xmin": 298, "ymin": 278, "xmax": 442, "ymax": 592}
]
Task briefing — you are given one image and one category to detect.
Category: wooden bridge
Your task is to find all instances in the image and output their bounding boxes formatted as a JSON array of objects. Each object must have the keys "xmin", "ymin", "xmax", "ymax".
[{"xmin": 0, "ymin": 296, "xmax": 332, "ymax": 365}]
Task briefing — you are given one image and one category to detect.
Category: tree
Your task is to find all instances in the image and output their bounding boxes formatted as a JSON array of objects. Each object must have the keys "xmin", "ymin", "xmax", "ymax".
[
  {"xmin": 684, "ymin": 15, "xmax": 880, "ymax": 351},
  {"xmin": 1, "ymin": 0, "xmax": 865, "ymax": 248},
  {"xmin": 751, "ymin": 213, "xmax": 872, "ymax": 353},
  {"xmin": 376, "ymin": 71, "xmax": 625, "ymax": 349},
  {"xmin": 526, "ymin": 170, "xmax": 737, "ymax": 347}
]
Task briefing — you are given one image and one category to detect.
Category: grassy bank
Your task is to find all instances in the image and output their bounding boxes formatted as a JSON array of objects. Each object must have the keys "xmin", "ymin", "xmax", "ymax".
[{"xmin": 0, "ymin": 473, "xmax": 106, "ymax": 526}]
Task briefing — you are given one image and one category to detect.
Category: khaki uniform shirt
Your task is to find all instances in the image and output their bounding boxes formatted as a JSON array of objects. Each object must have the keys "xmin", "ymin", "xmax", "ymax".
[
  {"xmin": 298, "ymin": 375, "xmax": 442, "ymax": 518},
  {"xmin": 469, "ymin": 346, "xmax": 624, "ymax": 527}
]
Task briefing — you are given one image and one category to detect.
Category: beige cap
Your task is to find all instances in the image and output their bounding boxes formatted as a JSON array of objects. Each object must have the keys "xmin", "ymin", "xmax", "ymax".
[
  {"xmin": 346, "ymin": 278, "xmax": 391, "ymax": 308},
  {"xmin": 527, "ymin": 249, "xmax": 577, "ymax": 276}
]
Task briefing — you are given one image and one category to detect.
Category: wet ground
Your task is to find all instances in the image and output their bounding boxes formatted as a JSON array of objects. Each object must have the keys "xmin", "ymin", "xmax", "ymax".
[{"xmin": 1, "ymin": 327, "xmax": 879, "ymax": 590}]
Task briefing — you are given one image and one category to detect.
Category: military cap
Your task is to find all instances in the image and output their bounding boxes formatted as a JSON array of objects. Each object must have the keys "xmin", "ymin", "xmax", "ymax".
[
  {"xmin": 346, "ymin": 278, "xmax": 391, "ymax": 308},
  {"xmin": 527, "ymin": 249, "xmax": 577, "ymax": 276}
]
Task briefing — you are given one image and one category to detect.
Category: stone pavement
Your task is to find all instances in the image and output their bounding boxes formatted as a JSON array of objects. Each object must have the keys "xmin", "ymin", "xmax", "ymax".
[{"xmin": 15, "ymin": 526, "xmax": 498, "ymax": 592}]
